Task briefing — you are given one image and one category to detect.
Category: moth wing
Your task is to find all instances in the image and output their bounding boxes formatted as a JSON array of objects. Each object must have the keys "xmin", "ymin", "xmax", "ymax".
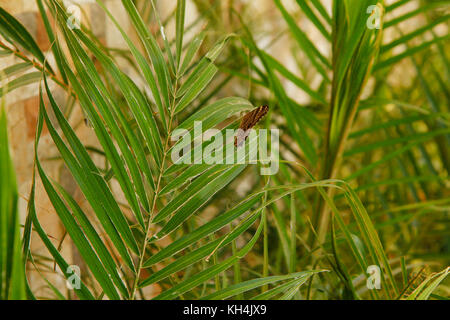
[
  {"xmin": 234, "ymin": 105, "xmax": 269, "ymax": 147},
  {"xmin": 234, "ymin": 128, "xmax": 250, "ymax": 147}
]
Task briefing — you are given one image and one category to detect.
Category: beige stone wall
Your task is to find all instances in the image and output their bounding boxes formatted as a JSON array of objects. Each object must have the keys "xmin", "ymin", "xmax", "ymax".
[
  {"xmin": 1, "ymin": 0, "xmax": 196, "ymax": 299},
  {"xmin": 1, "ymin": 0, "xmax": 131, "ymax": 298}
]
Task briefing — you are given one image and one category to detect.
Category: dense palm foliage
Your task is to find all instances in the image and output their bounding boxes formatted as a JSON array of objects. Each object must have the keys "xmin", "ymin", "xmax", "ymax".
[{"xmin": 0, "ymin": 0, "xmax": 449, "ymax": 300}]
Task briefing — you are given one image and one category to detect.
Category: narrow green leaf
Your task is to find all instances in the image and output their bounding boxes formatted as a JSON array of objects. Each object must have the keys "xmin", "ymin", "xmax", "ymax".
[
  {"xmin": 0, "ymin": 106, "xmax": 26, "ymax": 299},
  {"xmin": 202, "ymin": 271, "xmax": 323, "ymax": 300},
  {"xmin": 0, "ymin": 7, "xmax": 52, "ymax": 73},
  {"xmin": 153, "ymin": 165, "xmax": 246, "ymax": 239},
  {"xmin": 0, "ymin": 72, "xmax": 41, "ymax": 97},
  {"xmin": 175, "ymin": 0, "xmax": 186, "ymax": 68},
  {"xmin": 122, "ymin": 0, "xmax": 171, "ymax": 113},
  {"xmin": 179, "ymin": 32, "xmax": 205, "ymax": 76},
  {"xmin": 152, "ymin": 215, "xmax": 264, "ymax": 300},
  {"xmin": 42, "ymin": 77, "xmax": 138, "ymax": 268},
  {"xmin": 144, "ymin": 196, "xmax": 261, "ymax": 267},
  {"xmin": 175, "ymin": 63, "xmax": 218, "ymax": 113},
  {"xmin": 140, "ymin": 212, "xmax": 259, "ymax": 288}
]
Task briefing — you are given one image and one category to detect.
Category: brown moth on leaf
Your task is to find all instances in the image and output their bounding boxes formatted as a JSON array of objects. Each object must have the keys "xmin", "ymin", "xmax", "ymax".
[{"xmin": 234, "ymin": 105, "xmax": 269, "ymax": 147}]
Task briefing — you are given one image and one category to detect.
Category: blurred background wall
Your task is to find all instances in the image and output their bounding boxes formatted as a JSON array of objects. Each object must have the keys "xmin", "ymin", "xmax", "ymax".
[
  {"xmin": 0, "ymin": 0, "xmax": 132, "ymax": 297},
  {"xmin": 1, "ymin": 0, "xmax": 204, "ymax": 298}
]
